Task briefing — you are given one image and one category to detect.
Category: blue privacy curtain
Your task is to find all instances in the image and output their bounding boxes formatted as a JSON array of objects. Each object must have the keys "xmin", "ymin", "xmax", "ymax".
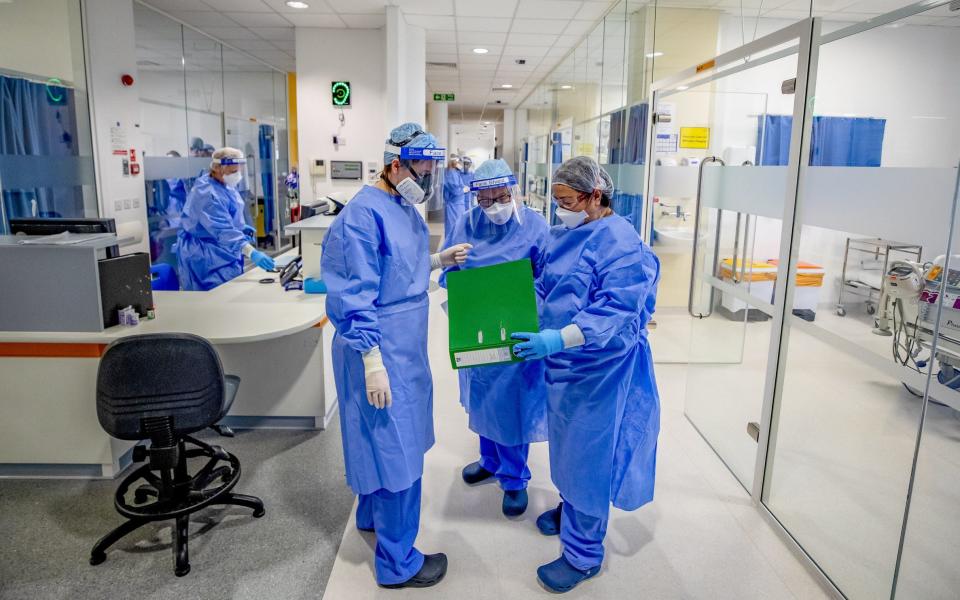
[
  {"xmin": 756, "ymin": 114, "xmax": 886, "ymax": 166},
  {"xmin": 0, "ymin": 75, "xmax": 82, "ymax": 219},
  {"xmin": 259, "ymin": 123, "xmax": 275, "ymax": 236},
  {"xmin": 624, "ymin": 103, "xmax": 648, "ymax": 165}
]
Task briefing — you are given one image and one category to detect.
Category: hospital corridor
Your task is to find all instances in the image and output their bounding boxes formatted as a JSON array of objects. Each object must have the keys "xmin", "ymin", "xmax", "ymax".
[{"xmin": 2, "ymin": 0, "xmax": 960, "ymax": 599}]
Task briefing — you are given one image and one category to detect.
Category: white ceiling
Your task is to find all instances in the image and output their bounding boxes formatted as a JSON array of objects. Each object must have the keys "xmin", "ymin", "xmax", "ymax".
[{"xmin": 138, "ymin": 0, "xmax": 960, "ymax": 119}]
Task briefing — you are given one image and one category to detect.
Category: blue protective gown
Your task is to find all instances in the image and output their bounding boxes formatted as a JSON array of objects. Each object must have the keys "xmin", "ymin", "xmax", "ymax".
[
  {"xmin": 321, "ymin": 185, "xmax": 435, "ymax": 496},
  {"xmin": 175, "ymin": 173, "xmax": 247, "ymax": 291},
  {"xmin": 441, "ymin": 205, "xmax": 550, "ymax": 448},
  {"xmin": 442, "ymin": 169, "xmax": 467, "ymax": 246},
  {"xmin": 537, "ymin": 214, "xmax": 661, "ymax": 520}
]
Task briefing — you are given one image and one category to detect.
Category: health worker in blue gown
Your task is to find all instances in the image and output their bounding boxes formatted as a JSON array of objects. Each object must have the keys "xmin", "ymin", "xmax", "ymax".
[
  {"xmin": 442, "ymin": 155, "xmax": 470, "ymax": 247},
  {"xmin": 512, "ymin": 156, "xmax": 662, "ymax": 594},
  {"xmin": 440, "ymin": 159, "xmax": 549, "ymax": 518},
  {"xmin": 321, "ymin": 122, "xmax": 472, "ymax": 590},
  {"xmin": 175, "ymin": 147, "xmax": 274, "ymax": 291},
  {"xmin": 460, "ymin": 155, "xmax": 476, "ymax": 206}
]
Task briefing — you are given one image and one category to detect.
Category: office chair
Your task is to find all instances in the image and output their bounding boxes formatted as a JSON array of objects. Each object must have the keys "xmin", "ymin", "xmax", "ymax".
[{"xmin": 90, "ymin": 333, "xmax": 264, "ymax": 577}]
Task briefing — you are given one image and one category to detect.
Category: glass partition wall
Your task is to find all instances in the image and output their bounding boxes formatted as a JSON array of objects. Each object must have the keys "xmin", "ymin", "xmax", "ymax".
[
  {"xmin": 134, "ymin": 3, "xmax": 290, "ymax": 273},
  {"xmin": 515, "ymin": 1, "xmax": 960, "ymax": 598},
  {"xmin": 0, "ymin": 0, "xmax": 97, "ymax": 232}
]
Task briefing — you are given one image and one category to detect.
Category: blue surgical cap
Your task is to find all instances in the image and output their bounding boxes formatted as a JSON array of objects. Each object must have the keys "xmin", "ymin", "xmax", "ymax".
[
  {"xmin": 553, "ymin": 156, "xmax": 614, "ymax": 197},
  {"xmin": 383, "ymin": 122, "xmax": 439, "ymax": 165},
  {"xmin": 473, "ymin": 159, "xmax": 513, "ymax": 184}
]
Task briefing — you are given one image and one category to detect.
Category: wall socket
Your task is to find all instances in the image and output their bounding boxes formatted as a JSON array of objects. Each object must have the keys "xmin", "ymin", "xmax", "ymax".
[
  {"xmin": 114, "ymin": 200, "xmax": 123, "ymax": 211},
  {"xmin": 123, "ymin": 199, "xmax": 132, "ymax": 210}
]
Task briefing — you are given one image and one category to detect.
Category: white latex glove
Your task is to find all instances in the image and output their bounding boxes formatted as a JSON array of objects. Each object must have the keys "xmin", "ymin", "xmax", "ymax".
[
  {"xmin": 362, "ymin": 347, "xmax": 391, "ymax": 409},
  {"xmin": 437, "ymin": 243, "xmax": 473, "ymax": 267}
]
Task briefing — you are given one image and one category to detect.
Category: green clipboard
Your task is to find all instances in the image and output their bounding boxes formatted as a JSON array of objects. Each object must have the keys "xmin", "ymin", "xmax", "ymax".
[{"xmin": 446, "ymin": 258, "xmax": 540, "ymax": 369}]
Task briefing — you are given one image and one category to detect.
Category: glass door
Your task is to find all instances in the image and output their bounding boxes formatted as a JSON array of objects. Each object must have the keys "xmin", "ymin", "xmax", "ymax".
[
  {"xmin": 645, "ymin": 20, "xmax": 815, "ymax": 492},
  {"xmin": 762, "ymin": 4, "xmax": 960, "ymax": 598}
]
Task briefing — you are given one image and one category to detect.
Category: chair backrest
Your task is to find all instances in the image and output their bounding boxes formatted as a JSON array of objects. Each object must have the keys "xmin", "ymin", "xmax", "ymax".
[{"xmin": 96, "ymin": 333, "xmax": 224, "ymax": 440}]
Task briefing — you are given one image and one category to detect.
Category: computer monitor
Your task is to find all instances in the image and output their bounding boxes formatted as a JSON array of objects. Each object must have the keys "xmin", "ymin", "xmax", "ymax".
[{"xmin": 9, "ymin": 217, "xmax": 120, "ymax": 258}]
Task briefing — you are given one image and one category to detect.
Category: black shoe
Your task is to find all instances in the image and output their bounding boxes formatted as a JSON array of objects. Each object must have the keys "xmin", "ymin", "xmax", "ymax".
[
  {"xmin": 502, "ymin": 488, "xmax": 528, "ymax": 517},
  {"xmin": 461, "ymin": 461, "xmax": 494, "ymax": 485},
  {"xmin": 380, "ymin": 553, "xmax": 448, "ymax": 589}
]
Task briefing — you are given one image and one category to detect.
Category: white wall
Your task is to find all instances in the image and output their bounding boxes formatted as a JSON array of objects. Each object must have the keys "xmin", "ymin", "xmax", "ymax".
[
  {"xmin": 450, "ymin": 123, "xmax": 497, "ymax": 167},
  {"xmin": 295, "ymin": 28, "xmax": 385, "ymax": 201},
  {"xmin": 84, "ymin": 0, "xmax": 149, "ymax": 255},
  {"xmin": 0, "ymin": 0, "xmax": 77, "ymax": 83}
]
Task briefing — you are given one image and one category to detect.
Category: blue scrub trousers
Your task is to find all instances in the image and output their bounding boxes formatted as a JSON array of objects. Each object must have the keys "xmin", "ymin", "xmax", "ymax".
[
  {"xmin": 560, "ymin": 497, "xmax": 609, "ymax": 570},
  {"xmin": 478, "ymin": 436, "xmax": 531, "ymax": 491},
  {"xmin": 355, "ymin": 479, "xmax": 425, "ymax": 584}
]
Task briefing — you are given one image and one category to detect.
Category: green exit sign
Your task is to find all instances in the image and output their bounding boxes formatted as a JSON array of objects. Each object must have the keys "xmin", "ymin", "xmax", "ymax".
[{"xmin": 433, "ymin": 93, "xmax": 455, "ymax": 102}]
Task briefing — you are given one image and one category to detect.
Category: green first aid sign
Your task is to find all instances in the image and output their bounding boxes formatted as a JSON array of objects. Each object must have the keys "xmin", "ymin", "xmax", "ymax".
[{"xmin": 433, "ymin": 93, "xmax": 455, "ymax": 102}]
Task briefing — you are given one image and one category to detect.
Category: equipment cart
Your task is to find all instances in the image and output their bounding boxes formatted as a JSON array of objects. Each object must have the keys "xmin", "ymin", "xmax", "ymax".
[{"xmin": 836, "ymin": 237, "xmax": 922, "ymax": 317}]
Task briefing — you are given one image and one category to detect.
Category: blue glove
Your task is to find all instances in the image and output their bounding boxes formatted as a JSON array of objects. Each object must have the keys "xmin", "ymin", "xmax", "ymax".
[
  {"xmin": 250, "ymin": 249, "xmax": 275, "ymax": 271},
  {"xmin": 243, "ymin": 224, "xmax": 257, "ymax": 243},
  {"xmin": 511, "ymin": 329, "xmax": 563, "ymax": 360},
  {"xmin": 303, "ymin": 277, "xmax": 327, "ymax": 294}
]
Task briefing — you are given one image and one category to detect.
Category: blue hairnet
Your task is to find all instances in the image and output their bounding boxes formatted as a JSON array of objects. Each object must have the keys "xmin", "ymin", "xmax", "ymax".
[
  {"xmin": 473, "ymin": 159, "xmax": 513, "ymax": 183},
  {"xmin": 553, "ymin": 156, "xmax": 614, "ymax": 197},
  {"xmin": 383, "ymin": 122, "xmax": 439, "ymax": 164}
]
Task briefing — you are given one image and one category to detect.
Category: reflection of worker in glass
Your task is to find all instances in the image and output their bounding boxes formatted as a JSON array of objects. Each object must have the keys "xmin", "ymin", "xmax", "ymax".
[
  {"xmin": 162, "ymin": 150, "xmax": 187, "ymax": 230},
  {"xmin": 176, "ymin": 147, "xmax": 274, "ymax": 291},
  {"xmin": 189, "ymin": 137, "xmax": 207, "ymax": 157}
]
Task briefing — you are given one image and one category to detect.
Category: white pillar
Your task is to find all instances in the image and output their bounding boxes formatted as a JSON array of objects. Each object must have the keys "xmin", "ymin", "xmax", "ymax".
[
  {"xmin": 385, "ymin": 6, "xmax": 404, "ymax": 128},
  {"xmin": 427, "ymin": 102, "xmax": 449, "ymax": 150},
  {"xmin": 502, "ymin": 108, "xmax": 516, "ymax": 167}
]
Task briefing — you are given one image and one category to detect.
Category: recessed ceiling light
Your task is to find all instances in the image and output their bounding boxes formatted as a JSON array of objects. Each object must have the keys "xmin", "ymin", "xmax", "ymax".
[
  {"xmin": 560, "ymin": 84, "xmax": 572, "ymax": 89},
  {"xmin": 646, "ymin": 51, "xmax": 664, "ymax": 58},
  {"xmin": 501, "ymin": 84, "xmax": 513, "ymax": 88},
  {"xmin": 473, "ymin": 48, "xmax": 489, "ymax": 54},
  {"xmin": 286, "ymin": 1, "xmax": 310, "ymax": 8},
  {"xmin": 484, "ymin": 121, "xmax": 490, "ymax": 125},
  {"xmin": 677, "ymin": 85, "xmax": 689, "ymax": 91}
]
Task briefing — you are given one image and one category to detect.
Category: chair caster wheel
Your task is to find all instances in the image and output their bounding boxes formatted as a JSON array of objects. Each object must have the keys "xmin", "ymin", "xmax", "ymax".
[
  {"xmin": 175, "ymin": 565, "xmax": 191, "ymax": 577},
  {"xmin": 253, "ymin": 508, "xmax": 265, "ymax": 518},
  {"xmin": 90, "ymin": 552, "xmax": 106, "ymax": 566}
]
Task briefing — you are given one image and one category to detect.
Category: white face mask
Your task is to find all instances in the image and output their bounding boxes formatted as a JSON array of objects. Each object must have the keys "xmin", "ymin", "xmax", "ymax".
[
  {"xmin": 555, "ymin": 206, "xmax": 587, "ymax": 229},
  {"xmin": 483, "ymin": 201, "xmax": 514, "ymax": 225},
  {"xmin": 223, "ymin": 171, "xmax": 243, "ymax": 188},
  {"xmin": 395, "ymin": 176, "xmax": 426, "ymax": 205}
]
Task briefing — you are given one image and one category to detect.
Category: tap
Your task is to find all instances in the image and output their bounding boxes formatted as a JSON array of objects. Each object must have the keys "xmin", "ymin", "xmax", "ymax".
[{"xmin": 659, "ymin": 202, "xmax": 688, "ymax": 221}]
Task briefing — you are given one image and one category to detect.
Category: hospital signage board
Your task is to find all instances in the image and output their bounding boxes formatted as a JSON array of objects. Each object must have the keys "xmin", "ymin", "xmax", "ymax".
[
  {"xmin": 433, "ymin": 93, "xmax": 455, "ymax": 102},
  {"xmin": 679, "ymin": 127, "xmax": 710, "ymax": 149}
]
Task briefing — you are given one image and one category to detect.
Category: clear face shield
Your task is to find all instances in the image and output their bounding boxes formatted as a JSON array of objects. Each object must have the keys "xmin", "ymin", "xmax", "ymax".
[
  {"xmin": 211, "ymin": 156, "xmax": 247, "ymax": 190},
  {"xmin": 386, "ymin": 146, "xmax": 446, "ymax": 206},
  {"xmin": 469, "ymin": 173, "xmax": 523, "ymax": 228}
]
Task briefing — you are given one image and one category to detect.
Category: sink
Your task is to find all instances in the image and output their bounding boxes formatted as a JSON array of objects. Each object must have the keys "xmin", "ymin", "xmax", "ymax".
[{"xmin": 653, "ymin": 225, "xmax": 699, "ymax": 251}]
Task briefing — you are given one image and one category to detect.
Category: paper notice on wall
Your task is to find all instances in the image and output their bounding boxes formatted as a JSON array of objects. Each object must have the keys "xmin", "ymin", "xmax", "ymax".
[
  {"xmin": 655, "ymin": 133, "xmax": 678, "ymax": 153},
  {"xmin": 680, "ymin": 127, "xmax": 710, "ymax": 150},
  {"xmin": 656, "ymin": 102, "xmax": 676, "ymax": 134},
  {"xmin": 110, "ymin": 125, "xmax": 128, "ymax": 155}
]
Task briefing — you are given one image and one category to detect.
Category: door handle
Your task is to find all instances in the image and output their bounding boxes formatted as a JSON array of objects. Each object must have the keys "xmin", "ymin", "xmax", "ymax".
[{"xmin": 688, "ymin": 156, "xmax": 725, "ymax": 318}]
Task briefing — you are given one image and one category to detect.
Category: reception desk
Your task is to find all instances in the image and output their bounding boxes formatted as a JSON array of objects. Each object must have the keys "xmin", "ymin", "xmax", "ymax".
[{"xmin": 0, "ymin": 260, "xmax": 335, "ymax": 479}]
